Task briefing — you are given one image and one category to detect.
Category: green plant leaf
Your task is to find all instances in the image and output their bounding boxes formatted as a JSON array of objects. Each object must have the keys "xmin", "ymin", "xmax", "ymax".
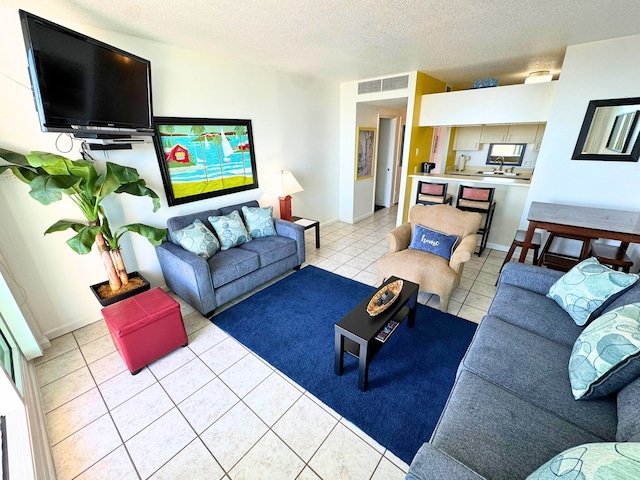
[
  {"xmin": 115, "ymin": 223, "xmax": 167, "ymax": 247},
  {"xmin": 0, "ymin": 148, "xmax": 30, "ymax": 166},
  {"xmin": 26, "ymin": 151, "xmax": 74, "ymax": 176},
  {"xmin": 116, "ymin": 181, "xmax": 162, "ymax": 212},
  {"xmin": 28, "ymin": 175, "xmax": 80, "ymax": 205},
  {"xmin": 66, "ymin": 225, "xmax": 101, "ymax": 255},
  {"xmin": 45, "ymin": 220, "xmax": 89, "ymax": 234}
]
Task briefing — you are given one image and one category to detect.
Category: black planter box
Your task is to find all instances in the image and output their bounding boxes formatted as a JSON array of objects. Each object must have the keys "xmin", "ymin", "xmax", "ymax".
[{"xmin": 90, "ymin": 271, "xmax": 151, "ymax": 307}]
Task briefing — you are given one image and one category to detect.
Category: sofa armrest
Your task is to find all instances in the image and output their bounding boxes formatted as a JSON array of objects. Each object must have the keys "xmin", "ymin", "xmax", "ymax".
[
  {"xmin": 498, "ymin": 262, "xmax": 564, "ymax": 296},
  {"xmin": 386, "ymin": 223, "xmax": 411, "ymax": 253},
  {"xmin": 406, "ymin": 443, "xmax": 486, "ymax": 480},
  {"xmin": 274, "ymin": 219, "xmax": 305, "ymax": 265},
  {"xmin": 155, "ymin": 241, "xmax": 216, "ymax": 315},
  {"xmin": 449, "ymin": 234, "xmax": 479, "ymax": 273}
]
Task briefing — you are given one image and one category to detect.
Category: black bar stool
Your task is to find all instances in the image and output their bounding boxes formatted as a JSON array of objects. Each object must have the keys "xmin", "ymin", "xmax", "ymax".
[
  {"xmin": 455, "ymin": 185, "xmax": 496, "ymax": 256},
  {"xmin": 416, "ymin": 181, "xmax": 452, "ymax": 205}
]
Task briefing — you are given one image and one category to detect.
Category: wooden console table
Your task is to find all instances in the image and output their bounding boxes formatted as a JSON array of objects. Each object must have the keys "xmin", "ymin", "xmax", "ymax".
[{"xmin": 518, "ymin": 202, "xmax": 640, "ymax": 263}]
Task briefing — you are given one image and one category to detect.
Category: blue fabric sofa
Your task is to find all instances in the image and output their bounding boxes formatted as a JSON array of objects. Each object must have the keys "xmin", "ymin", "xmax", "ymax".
[
  {"xmin": 406, "ymin": 261, "xmax": 640, "ymax": 480},
  {"xmin": 155, "ymin": 200, "xmax": 305, "ymax": 316}
]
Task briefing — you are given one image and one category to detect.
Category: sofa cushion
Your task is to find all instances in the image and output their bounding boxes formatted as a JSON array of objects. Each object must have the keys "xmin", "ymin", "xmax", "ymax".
[
  {"xmin": 406, "ymin": 443, "xmax": 485, "ymax": 480},
  {"xmin": 546, "ymin": 257, "xmax": 638, "ymax": 327},
  {"xmin": 616, "ymin": 375, "xmax": 640, "ymax": 441},
  {"xmin": 242, "ymin": 205, "xmax": 277, "ymax": 239},
  {"xmin": 488, "ymin": 283, "xmax": 584, "ymax": 347},
  {"xmin": 171, "ymin": 219, "xmax": 220, "ymax": 259},
  {"xmin": 238, "ymin": 236, "xmax": 297, "ymax": 267},
  {"xmin": 526, "ymin": 442, "xmax": 640, "ymax": 480},
  {"xmin": 409, "ymin": 224, "xmax": 459, "ymax": 260},
  {"xmin": 569, "ymin": 303, "xmax": 640, "ymax": 400},
  {"xmin": 208, "ymin": 247, "xmax": 260, "ymax": 288},
  {"xmin": 219, "ymin": 200, "xmax": 259, "ymax": 219},
  {"xmin": 431, "ymin": 370, "xmax": 604, "ymax": 480},
  {"xmin": 208, "ymin": 210, "xmax": 252, "ymax": 250},
  {"xmin": 461, "ymin": 315, "xmax": 617, "ymax": 440}
]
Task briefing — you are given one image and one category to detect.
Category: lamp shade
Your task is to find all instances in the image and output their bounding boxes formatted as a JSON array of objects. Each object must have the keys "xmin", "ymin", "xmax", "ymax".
[{"xmin": 273, "ymin": 170, "xmax": 303, "ymax": 197}]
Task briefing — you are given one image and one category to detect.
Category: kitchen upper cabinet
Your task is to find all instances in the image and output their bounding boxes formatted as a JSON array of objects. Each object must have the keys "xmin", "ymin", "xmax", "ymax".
[
  {"xmin": 533, "ymin": 124, "xmax": 546, "ymax": 151},
  {"xmin": 454, "ymin": 126, "xmax": 482, "ymax": 150},
  {"xmin": 481, "ymin": 124, "xmax": 538, "ymax": 143}
]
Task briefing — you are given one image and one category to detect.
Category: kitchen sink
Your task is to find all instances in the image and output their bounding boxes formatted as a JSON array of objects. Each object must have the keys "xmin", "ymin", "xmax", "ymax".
[{"xmin": 477, "ymin": 171, "xmax": 520, "ymax": 176}]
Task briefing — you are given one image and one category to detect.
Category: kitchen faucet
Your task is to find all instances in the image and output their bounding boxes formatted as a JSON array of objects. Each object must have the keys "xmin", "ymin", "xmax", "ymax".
[{"xmin": 496, "ymin": 156, "xmax": 505, "ymax": 171}]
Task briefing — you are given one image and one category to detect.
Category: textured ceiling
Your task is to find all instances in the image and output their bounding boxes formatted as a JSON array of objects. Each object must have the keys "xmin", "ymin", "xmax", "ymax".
[{"xmin": 4, "ymin": 0, "xmax": 640, "ymax": 88}]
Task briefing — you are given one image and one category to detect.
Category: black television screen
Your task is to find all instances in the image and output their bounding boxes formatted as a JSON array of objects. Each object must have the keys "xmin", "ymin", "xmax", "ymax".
[{"xmin": 19, "ymin": 10, "xmax": 153, "ymax": 135}]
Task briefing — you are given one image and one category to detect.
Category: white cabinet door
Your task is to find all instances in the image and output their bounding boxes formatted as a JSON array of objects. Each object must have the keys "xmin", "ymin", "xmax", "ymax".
[
  {"xmin": 454, "ymin": 126, "xmax": 482, "ymax": 150},
  {"xmin": 505, "ymin": 124, "xmax": 538, "ymax": 143},
  {"xmin": 533, "ymin": 124, "xmax": 546, "ymax": 151},
  {"xmin": 480, "ymin": 125, "xmax": 508, "ymax": 143}
]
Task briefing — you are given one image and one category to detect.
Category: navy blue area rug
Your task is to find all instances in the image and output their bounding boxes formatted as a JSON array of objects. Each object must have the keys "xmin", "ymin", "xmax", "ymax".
[{"xmin": 213, "ymin": 266, "xmax": 476, "ymax": 464}]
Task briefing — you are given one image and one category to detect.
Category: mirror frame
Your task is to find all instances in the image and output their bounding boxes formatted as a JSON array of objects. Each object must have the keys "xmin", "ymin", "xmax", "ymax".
[{"xmin": 572, "ymin": 97, "xmax": 640, "ymax": 162}]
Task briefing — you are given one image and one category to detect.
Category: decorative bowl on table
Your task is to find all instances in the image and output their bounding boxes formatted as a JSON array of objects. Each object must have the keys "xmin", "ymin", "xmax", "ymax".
[{"xmin": 366, "ymin": 279, "xmax": 403, "ymax": 316}]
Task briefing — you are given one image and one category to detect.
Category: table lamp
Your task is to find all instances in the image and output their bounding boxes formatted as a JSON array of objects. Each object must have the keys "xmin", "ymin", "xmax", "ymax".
[{"xmin": 273, "ymin": 170, "xmax": 303, "ymax": 221}]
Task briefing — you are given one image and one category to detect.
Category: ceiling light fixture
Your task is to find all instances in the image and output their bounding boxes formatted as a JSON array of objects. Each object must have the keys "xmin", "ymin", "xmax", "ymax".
[{"xmin": 524, "ymin": 70, "xmax": 553, "ymax": 84}]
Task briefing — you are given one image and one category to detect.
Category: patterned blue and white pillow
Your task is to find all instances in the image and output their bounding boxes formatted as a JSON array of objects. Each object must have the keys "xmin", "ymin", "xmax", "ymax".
[
  {"xmin": 171, "ymin": 219, "xmax": 220, "ymax": 259},
  {"xmin": 408, "ymin": 224, "xmax": 459, "ymax": 260},
  {"xmin": 569, "ymin": 303, "xmax": 640, "ymax": 400},
  {"xmin": 242, "ymin": 205, "xmax": 277, "ymax": 238},
  {"xmin": 547, "ymin": 257, "xmax": 639, "ymax": 326},
  {"xmin": 526, "ymin": 442, "xmax": 640, "ymax": 479},
  {"xmin": 208, "ymin": 210, "xmax": 252, "ymax": 250}
]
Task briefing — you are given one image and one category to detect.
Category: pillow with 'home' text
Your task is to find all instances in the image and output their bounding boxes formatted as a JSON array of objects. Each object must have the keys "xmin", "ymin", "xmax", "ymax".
[{"xmin": 409, "ymin": 224, "xmax": 459, "ymax": 260}]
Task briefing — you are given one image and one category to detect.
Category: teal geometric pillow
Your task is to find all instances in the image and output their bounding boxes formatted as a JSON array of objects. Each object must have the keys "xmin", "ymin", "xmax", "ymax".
[
  {"xmin": 208, "ymin": 210, "xmax": 252, "ymax": 250},
  {"xmin": 242, "ymin": 205, "xmax": 277, "ymax": 238},
  {"xmin": 569, "ymin": 303, "xmax": 640, "ymax": 400},
  {"xmin": 171, "ymin": 219, "xmax": 220, "ymax": 259},
  {"xmin": 526, "ymin": 442, "xmax": 640, "ymax": 480},
  {"xmin": 547, "ymin": 257, "xmax": 638, "ymax": 326}
]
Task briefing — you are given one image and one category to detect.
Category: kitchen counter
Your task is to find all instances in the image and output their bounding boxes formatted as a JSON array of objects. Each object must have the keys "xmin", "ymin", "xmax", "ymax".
[
  {"xmin": 410, "ymin": 173, "xmax": 531, "ymax": 250},
  {"xmin": 411, "ymin": 171, "xmax": 531, "ymax": 186}
]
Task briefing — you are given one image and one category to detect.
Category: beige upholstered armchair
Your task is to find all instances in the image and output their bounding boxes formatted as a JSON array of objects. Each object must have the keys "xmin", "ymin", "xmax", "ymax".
[{"xmin": 377, "ymin": 204, "xmax": 482, "ymax": 312}]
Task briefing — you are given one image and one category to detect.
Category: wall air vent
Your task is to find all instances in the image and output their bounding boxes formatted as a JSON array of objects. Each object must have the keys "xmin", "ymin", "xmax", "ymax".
[
  {"xmin": 382, "ymin": 75, "xmax": 409, "ymax": 91},
  {"xmin": 358, "ymin": 79, "xmax": 382, "ymax": 95}
]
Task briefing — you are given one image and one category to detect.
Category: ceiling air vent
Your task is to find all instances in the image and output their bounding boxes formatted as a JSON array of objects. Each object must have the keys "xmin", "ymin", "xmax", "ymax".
[
  {"xmin": 358, "ymin": 79, "xmax": 382, "ymax": 95},
  {"xmin": 382, "ymin": 75, "xmax": 409, "ymax": 91}
]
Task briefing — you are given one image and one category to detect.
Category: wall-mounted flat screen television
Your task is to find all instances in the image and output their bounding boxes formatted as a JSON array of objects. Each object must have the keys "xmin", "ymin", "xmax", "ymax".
[{"xmin": 19, "ymin": 10, "xmax": 153, "ymax": 136}]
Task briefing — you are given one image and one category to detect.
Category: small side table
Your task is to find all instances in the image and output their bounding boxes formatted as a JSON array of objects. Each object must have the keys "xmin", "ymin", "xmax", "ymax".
[{"xmin": 292, "ymin": 216, "xmax": 320, "ymax": 248}]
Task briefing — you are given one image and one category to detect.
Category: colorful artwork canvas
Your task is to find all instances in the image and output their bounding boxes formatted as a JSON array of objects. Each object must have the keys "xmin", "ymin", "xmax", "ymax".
[{"xmin": 153, "ymin": 117, "xmax": 259, "ymax": 206}]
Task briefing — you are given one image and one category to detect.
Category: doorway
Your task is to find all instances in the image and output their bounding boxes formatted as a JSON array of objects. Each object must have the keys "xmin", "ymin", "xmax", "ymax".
[{"xmin": 375, "ymin": 117, "xmax": 400, "ymax": 209}]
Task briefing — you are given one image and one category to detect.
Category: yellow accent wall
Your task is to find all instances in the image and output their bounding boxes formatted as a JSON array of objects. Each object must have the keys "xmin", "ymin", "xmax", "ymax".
[{"xmin": 402, "ymin": 72, "xmax": 447, "ymax": 222}]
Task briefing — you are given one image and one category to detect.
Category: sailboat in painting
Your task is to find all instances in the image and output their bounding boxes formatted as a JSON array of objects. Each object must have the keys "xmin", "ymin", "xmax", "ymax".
[{"xmin": 220, "ymin": 128, "xmax": 234, "ymax": 161}]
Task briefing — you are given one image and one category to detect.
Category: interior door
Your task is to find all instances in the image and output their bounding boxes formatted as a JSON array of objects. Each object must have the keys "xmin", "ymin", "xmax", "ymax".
[{"xmin": 375, "ymin": 117, "xmax": 396, "ymax": 208}]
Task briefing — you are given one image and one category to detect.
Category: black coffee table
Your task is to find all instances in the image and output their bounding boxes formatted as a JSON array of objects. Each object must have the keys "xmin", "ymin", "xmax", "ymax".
[{"xmin": 334, "ymin": 277, "xmax": 419, "ymax": 391}]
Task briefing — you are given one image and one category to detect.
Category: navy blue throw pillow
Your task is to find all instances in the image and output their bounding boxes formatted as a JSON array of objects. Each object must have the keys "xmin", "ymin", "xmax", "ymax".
[{"xmin": 409, "ymin": 224, "xmax": 459, "ymax": 260}]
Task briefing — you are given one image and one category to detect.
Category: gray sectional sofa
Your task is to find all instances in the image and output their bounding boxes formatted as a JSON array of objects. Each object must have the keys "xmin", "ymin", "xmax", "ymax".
[
  {"xmin": 407, "ymin": 261, "xmax": 640, "ymax": 480},
  {"xmin": 155, "ymin": 200, "xmax": 305, "ymax": 316}
]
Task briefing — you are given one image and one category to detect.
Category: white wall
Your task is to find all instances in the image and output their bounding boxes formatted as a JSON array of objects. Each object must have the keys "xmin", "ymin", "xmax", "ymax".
[
  {"xmin": 523, "ymin": 34, "xmax": 640, "ymax": 267},
  {"xmin": 0, "ymin": 6, "xmax": 339, "ymax": 338}
]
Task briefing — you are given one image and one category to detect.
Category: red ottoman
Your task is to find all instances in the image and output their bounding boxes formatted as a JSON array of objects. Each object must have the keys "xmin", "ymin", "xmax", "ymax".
[{"xmin": 102, "ymin": 287, "xmax": 188, "ymax": 374}]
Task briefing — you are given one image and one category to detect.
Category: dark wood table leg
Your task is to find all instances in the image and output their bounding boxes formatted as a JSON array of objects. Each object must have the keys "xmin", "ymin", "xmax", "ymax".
[
  {"xmin": 518, "ymin": 222, "xmax": 537, "ymax": 263},
  {"xmin": 358, "ymin": 341, "xmax": 369, "ymax": 391},
  {"xmin": 334, "ymin": 329, "xmax": 344, "ymax": 376},
  {"xmin": 315, "ymin": 223, "xmax": 320, "ymax": 248},
  {"xmin": 407, "ymin": 292, "xmax": 418, "ymax": 328}
]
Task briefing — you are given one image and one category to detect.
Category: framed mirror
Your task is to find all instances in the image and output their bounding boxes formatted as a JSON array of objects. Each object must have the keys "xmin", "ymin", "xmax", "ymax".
[
  {"xmin": 486, "ymin": 143, "xmax": 526, "ymax": 166},
  {"xmin": 572, "ymin": 97, "xmax": 640, "ymax": 162}
]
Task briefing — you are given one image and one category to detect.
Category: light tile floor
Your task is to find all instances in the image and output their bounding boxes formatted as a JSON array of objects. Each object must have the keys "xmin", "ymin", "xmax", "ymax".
[{"xmin": 35, "ymin": 205, "xmax": 510, "ymax": 479}]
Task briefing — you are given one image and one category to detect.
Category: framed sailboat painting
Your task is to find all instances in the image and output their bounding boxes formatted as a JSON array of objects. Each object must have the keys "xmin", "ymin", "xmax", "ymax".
[{"xmin": 152, "ymin": 117, "xmax": 259, "ymax": 206}]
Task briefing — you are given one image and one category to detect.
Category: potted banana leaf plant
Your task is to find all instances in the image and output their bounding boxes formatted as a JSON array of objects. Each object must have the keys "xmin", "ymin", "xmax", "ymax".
[{"xmin": 0, "ymin": 148, "xmax": 167, "ymax": 306}]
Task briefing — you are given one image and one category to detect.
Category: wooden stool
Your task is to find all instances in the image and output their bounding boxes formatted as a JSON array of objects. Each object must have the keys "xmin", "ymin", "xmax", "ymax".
[
  {"xmin": 590, "ymin": 242, "xmax": 633, "ymax": 273},
  {"xmin": 102, "ymin": 288, "xmax": 188, "ymax": 374},
  {"xmin": 497, "ymin": 230, "xmax": 542, "ymax": 284}
]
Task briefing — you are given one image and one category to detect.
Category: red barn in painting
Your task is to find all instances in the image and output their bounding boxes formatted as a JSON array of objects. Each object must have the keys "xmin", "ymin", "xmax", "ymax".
[{"xmin": 166, "ymin": 144, "xmax": 190, "ymax": 164}]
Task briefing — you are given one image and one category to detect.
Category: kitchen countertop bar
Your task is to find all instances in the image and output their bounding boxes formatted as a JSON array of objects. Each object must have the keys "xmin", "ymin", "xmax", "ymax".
[{"xmin": 410, "ymin": 172, "xmax": 531, "ymax": 186}]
